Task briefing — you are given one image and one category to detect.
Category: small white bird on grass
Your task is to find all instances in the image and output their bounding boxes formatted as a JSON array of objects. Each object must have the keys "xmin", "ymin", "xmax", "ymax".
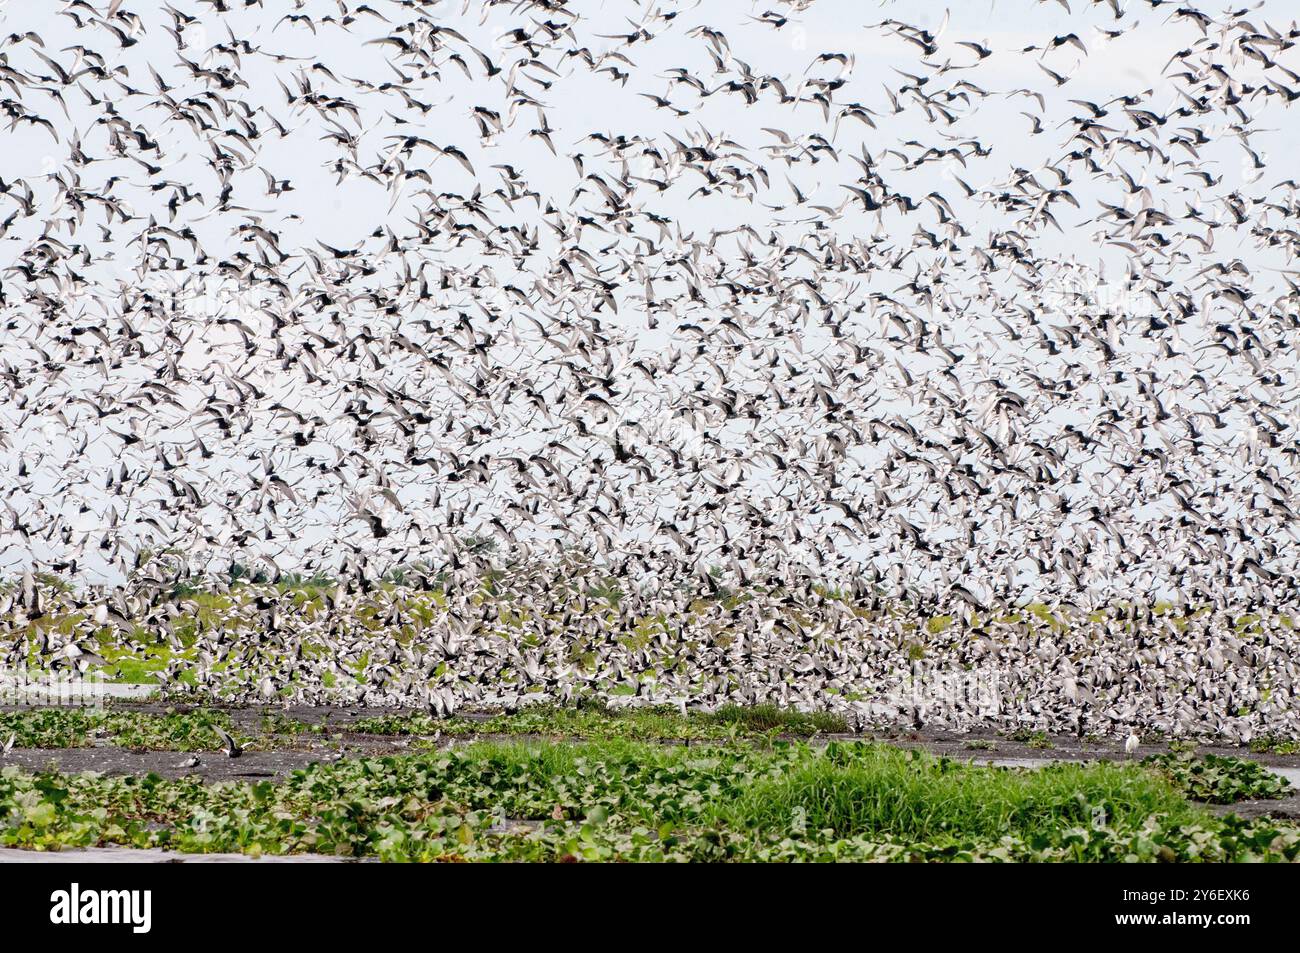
[{"xmin": 1124, "ymin": 730, "xmax": 1140, "ymax": 757}]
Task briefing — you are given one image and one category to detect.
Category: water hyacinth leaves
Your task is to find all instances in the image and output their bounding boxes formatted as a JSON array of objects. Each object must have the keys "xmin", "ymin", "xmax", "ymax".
[{"xmin": 0, "ymin": 740, "xmax": 1296, "ymax": 862}]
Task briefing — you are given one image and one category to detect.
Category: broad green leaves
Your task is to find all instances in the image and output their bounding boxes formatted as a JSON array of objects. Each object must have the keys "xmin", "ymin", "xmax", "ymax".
[{"xmin": 0, "ymin": 739, "xmax": 1296, "ymax": 862}]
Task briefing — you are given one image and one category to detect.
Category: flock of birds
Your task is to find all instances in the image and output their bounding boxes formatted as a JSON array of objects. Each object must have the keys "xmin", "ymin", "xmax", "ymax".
[{"xmin": 1, "ymin": 0, "xmax": 1300, "ymax": 738}]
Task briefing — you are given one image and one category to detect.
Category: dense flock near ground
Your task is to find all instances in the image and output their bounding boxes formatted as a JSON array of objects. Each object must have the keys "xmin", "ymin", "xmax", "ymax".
[
  {"xmin": 2, "ymin": 1, "xmax": 1299, "ymax": 615},
  {"xmin": 4, "ymin": 574, "xmax": 1300, "ymax": 743},
  {"xmin": 3, "ymin": 0, "xmax": 1300, "ymax": 862}
]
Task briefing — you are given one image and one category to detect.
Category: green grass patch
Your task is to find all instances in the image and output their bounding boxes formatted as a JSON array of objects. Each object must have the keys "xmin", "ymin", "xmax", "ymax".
[
  {"xmin": 1008, "ymin": 729, "xmax": 1055, "ymax": 750},
  {"xmin": 350, "ymin": 702, "xmax": 846, "ymax": 742},
  {"xmin": 704, "ymin": 704, "xmax": 846, "ymax": 735},
  {"xmin": 717, "ymin": 745, "xmax": 1193, "ymax": 840}
]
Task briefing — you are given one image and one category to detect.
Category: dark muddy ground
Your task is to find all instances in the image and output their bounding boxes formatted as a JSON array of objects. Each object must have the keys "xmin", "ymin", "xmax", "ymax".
[
  {"xmin": 4, "ymin": 701, "xmax": 1299, "ymax": 789},
  {"xmin": 863, "ymin": 726, "xmax": 1300, "ymax": 771},
  {"xmin": 1204, "ymin": 793, "xmax": 1300, "ymax": 821},
  {"xmin": 2, "ymin": 746, "xmax": 346, "ymax": 781}
]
